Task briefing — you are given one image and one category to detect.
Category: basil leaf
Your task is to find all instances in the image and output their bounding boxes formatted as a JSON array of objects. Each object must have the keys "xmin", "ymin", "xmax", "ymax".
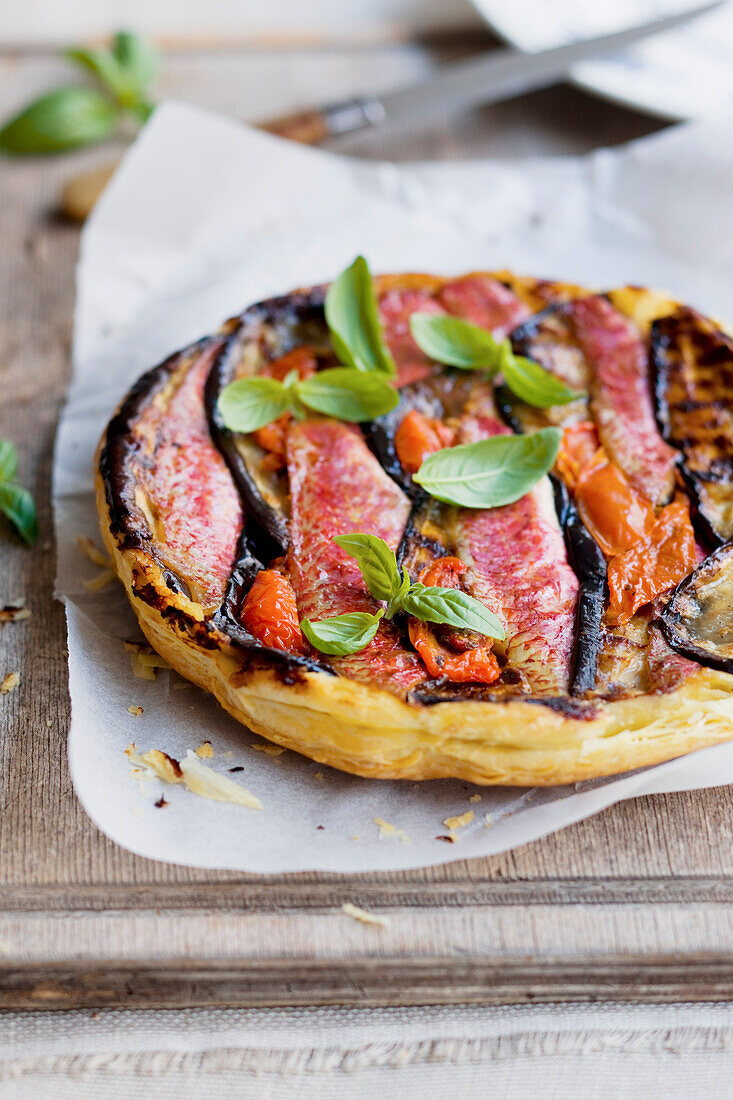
[
  {"xmin": 0, "ymin": 439, "xmax": 18, "ymax": 483},
  {"xmin": 410, "ymin": 313, "xmax": 504, "ymax": 370},
  {"xmin": 112, "ymin": 31, "xmax": 159, "ymax": 91},
  {"xmin": 301, "ymin": 611, "xmax": 383, "ymax": 656},
  {"xmin": 217, "ymin": 378, "xmax": 291, "ymax": 433},
  {"xmin": 296, "ymin": 368, "xmax": 398, "ymax": 422},
  {"xmin": 325, "ymin": 256, "xmax": 396, "ymax": 376},
  {"xmin": 413, "ymin": 427, "xmax": 562, "ymax": 508},
  {"xmin": 402, "ymin": 584, "xmax": 505, "ymax": 640},
  {"xmin": 333, "ymin": 533, "xmax": 401, "ymax": 602},
  {"xmin": 501, "ymin": 348, "xmax": 580, "ymax": 408},
  {"xmin": 0, "ymin": 88, "xmax": 117, "ymax": 155},
  {"xmin": 0, "ymin": 484, "xmax": 38, "ymax": 545}
]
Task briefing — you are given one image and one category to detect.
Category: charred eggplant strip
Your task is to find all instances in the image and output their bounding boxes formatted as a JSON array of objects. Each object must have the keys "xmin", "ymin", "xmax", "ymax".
[
  {"xmin": 206, "ymin": 287, "xmax": 330, "ymax": 554},
  {"xmin": 652, "ymin": 307, "xmax": 733, "ymax": 546},
  {"xmin": 660, "ymin": 543, "xmax": 733, "ymax": 673},
  {"xmin": 552, "ymin": 479, "xmax": 607, "ymax": 696}
]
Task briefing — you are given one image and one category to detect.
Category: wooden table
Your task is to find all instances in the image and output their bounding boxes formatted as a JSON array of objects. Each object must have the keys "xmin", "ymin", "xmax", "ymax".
[{"xmin": 3, "ymin": 36, "xmax": 733, "ymax": 1010}]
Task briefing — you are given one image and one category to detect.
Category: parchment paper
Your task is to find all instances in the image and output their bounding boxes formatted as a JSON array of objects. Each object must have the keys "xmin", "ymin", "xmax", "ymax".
[{"xmin": 55, "ymin": 101, "xmax": 733, "ymax": 872}]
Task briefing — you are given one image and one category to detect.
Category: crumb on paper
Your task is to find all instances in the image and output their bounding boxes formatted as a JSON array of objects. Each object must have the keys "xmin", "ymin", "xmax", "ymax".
[
  {"xmin": 342, "ymin": 903, "xmax": 390, "ymax": 928},
  {"xmin": 313, "ymin": 771, "xmax": 325, "ymax": 781},
  {"xmin": 0, "ymin": 604, "xmax": 30, "ymax": 623},
  {"xmin": 1, "ymin": 672, "xmax": 19, "ymax": 694},
  {"xmin": 154, "ymin": 796, "xmax": 168, "ymax": 809},
  {"xmin": 127, "ymin": 705, "xmax": 144, "ymax": 717},
  {"xmin": 229, "ymin": 766, "xmax": 244, "ymax": 773},
  {"xmin": 83, "ymin": 568, "xmax": 116, "ymax": 591},
  {"xmin": 350, "ymin": 835, "xmax": 362, "ymax": 842},
  {"xmin": 125, "ymin": 746, "xmax": 262, "ymax": 810},
  {"xmin": 469, "ymin": 794, "xmax": 482, "ymax": 803},
  {"xmin": 442, "ymin": 810, "xmax": 474, "ymax": 842},
  {"xmin": 373, "ymin": 817, "xmax": 411, "ymax": 844},
  {"xmin": 223, "ymin": 750, "xmax": 234, "ymax": 758},
  {"xmin": 124, "ymin": 641, "xmax": 170, "ymax": 681},
  {"xmin": 77, "ymin": 534, "xmax": 111, "ymax": 569},
  {"xmin": 173, "ymin": 682, "xmax": 191, "ymax": 691},
  {"xmin": 251, "ymin": 742, "xmax": 285, "ymax": 757},
  {"xmin": 484, "ymin": 812, "xmax": 495, "ymax": 828},
  {"xmin": 436, "ymin": 835, "xmax": 455, "ymax": 843},
  {"xmin": 195, "ymin": 741, "xmax": 214, "ymax": 758}
]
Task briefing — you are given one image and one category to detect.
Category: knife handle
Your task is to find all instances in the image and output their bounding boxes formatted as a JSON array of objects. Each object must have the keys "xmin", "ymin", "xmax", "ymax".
[{"xmin": 260, "ymin": 96, "xmax": 386, "ymax": 146}]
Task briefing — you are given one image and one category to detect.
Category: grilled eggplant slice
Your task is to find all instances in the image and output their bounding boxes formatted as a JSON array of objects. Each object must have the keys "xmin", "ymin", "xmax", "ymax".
[
  {"xmin": 652, "ymin": 307, "xmax": 733, "ymax": 546},
  {"xmin": 661, "ymin": 544, "xmax": 733, "ymax": 673}
]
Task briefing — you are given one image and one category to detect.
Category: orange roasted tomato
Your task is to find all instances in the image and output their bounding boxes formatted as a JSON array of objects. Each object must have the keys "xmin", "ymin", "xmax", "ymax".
[
  {"xmin": 262, "ymin": 345, "xmax": 318, "ymax": 383},
  {"xmin": 606, "ymin": 497, "xmax": 697, "ymax": 625},
  {"xmin": 395, "ymin": 409, "xmax": 455, "ymax": 475},
  {"xmin": 407, "ymin": 557, "xmax": 501, "ymax": 684},
  {"xmin": 573, "ymin": 448, "xmax": 655, "ymax": 557},
  {"xmin": 240, "ymin": 569, "xmax": 305, "ymax": 652},
  {"xmin": 555, "ymin": 421, "xmax": 600, "ymax": 490}
]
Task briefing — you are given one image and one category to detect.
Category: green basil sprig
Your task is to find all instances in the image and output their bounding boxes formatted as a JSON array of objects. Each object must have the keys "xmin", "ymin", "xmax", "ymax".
[
  {"xmin": 0, "ymin": 31, "xmax": 157, "ymax": 155},
  {"xmin": 0, "ymin": 440, "xmax": 38, "ymax": 545},
  {"xmin": 409, "ymin": 313, "xmax": 580, "ymax": 408},
  {"xmin": 218, "ymin": 367, "xmax": 398, "ymax": 434},
  {"xmin": 413, "ymin": 427, "xmax": 562, "ymax": 509},
  {"xmin": 300, "ymin": 533, "xmax": 504, "ymax": 657},
  {"xmin": 325, "ymin": 256, "xmax": 396, "ymax": 377}
]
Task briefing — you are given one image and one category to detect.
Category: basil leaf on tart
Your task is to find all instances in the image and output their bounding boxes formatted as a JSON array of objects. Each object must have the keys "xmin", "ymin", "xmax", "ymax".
[
  {"xmin": 300, "ymin": 611, "xmax": 384, "ymax": 656},
  {"xmin": 334, "ymin": 533, "xmax": 402, "ymax": 602},
  {"xmin": 498, "ymin": 344, "xmax": 579, "ymax": 408},
  {"xmin": 325, "ymin": 256, "xmax": 396, "ymax": 376},
  {"xmin": 294, "ymin": 368, "xmax": 398, "ymax": 422},
  {"xmin": 217, "ymin": 377, "xmax": 292, "ymax": 433},
  {"xmin": 413, "ymin": 427, "xmax": 562, "ymax": 509},
  {"xmin": 409, "ymin": 313, "xmax": 504, "ymax": 371},
  {"xmin": 401, "ymin": 584, "xmax": 505, "ymax": 639}
]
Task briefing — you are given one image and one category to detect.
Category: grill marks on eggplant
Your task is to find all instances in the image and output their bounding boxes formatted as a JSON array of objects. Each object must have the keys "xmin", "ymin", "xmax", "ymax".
[
  {"xmin": 661, "ymin": 544, "xmax": 733, "ymax": 673},
  {"xmin": 652, "ymin": 307, "xmax": 733, "ymax": 547}
]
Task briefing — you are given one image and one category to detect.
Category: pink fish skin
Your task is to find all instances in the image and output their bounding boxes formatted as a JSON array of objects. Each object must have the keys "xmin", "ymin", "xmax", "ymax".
[
  {"xmin": 570, "ymin": 295, "xmax": 677, "ymax": 505},
  {"xmin": 379, "ymin": 289, "xmax": 446, "ymax": 388},
  {"xmin": 449, "ymin": 415, "xmax": 579, "ymax": 693},
  {"xmin": 437, "ymin": 275, "xmax": 530, "ymax": 339},
  {"xmin": 141, "ymin": 342, "xmax": 243, "ymax": 611},
  {"xmin": 286, "ymin": 419, "xmax": 426, "ymax": 694}
]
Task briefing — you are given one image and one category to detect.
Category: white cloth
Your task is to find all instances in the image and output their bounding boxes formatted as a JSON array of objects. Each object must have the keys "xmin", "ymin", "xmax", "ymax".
[{"xmin": 2, "ymin": 1002, "xmax": 733, "ymax": 1098}]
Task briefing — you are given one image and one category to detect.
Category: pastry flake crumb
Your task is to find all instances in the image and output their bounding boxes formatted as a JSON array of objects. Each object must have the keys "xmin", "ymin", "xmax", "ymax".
[
  {"xmin": 154, "ymin": 796, "xmax": 168, "ymax": 808},
  {"xmin": 77, "ymin": 534, "xmax": 111, "ymax": 569},
  {"xmin": 195, "ymin": 741, "xmax": 214, "ymax": 758},
  {"xmin": 484, "ymin": 812, "xmax": 495, "ymax": 828},
  {"xmin": 83, "ymin": 568, "xmax": 116, "ymax": 591},
  {"xmin": 127, "ymin": 704, "xmax": 144, "ymax": 717},
  {"xmin": 141, "ymin": 749, "xmax": 182, "ymax": 783},
  {"xmin": 0, "ymin": 604, "xmax": 30, "ymax": 623},
  {"xmin": 313, "ymin": 770, "xmax": 325, "ymax": 781},
  {"xmin": 252, "ymin": 742, "xmax": 285, "ymax": 756},
  {"xmin": 1, "ymin": 672, "xmax": 20, "ymax": 694},
  {"xmin": 350, "ymin": 835, "xmax": 362, "ymax": 841},
  {"xmin": 124, "ymin": 641, "xmax": 170, "ymax": 680},
  {"xmin": 443, "ymin": 811, "xmax": 474, "ymax": 831},
  {"xmin": 468, "ymin": 794, "xmax": 482, "ymax": 803},
  {"xmin": 373, "ymin": 817, "xmax": 411, "ymax": 843},
  {"xmin": 179, "ymin": 750, "xmax": 261, "ymax": 809},
  {"xmin": 342, "ymin": 903, "xmax": 390, "ymax": 928}
]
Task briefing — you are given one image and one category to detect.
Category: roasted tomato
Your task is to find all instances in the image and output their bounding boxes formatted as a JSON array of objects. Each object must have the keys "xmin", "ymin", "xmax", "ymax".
[
  {"xmin": 556, "ymin": 422, "xmax": 600, "ymax": 490},
  {"xmin": 262, "ymin": 345, "xmax": 318, "ymax": 382},
  {"xmin": 574, "ymin": 448, "xmax": 655, "ymax": 557},
  {"xmin": 407, "ymin": 557, "xmax": 501, "ymax": 684},
  {"xmin": 394, "ymin": 409, "xmax": 455, "ymax": 474},
  {"xmin": 240, "ymin": 569, "xmax": 304, "ymax": 652},
  {"xmin": 606, "ymin": 498, "xmax": 697, "ymax": 625}
]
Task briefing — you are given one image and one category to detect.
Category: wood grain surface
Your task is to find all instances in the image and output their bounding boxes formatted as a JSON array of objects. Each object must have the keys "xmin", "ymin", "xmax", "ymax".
[{"xmin": 1, "ymin": 42, "xmax": 729, "ymax": 1010}]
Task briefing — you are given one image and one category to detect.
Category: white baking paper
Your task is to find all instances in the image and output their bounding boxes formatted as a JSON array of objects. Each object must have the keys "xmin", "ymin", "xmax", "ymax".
[{"xmin": 55, "ymin": 101, "xmax": 733, "ymax": 872}]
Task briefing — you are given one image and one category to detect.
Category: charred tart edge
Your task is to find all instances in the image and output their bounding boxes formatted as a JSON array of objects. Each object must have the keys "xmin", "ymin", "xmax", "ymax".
[{"xmin": 95, "ymin": 276, "xmax": 733, "ymax": 785}]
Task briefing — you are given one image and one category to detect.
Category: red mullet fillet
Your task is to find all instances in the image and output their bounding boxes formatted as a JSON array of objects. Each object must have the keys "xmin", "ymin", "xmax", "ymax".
[{"xmin": 286, "ymin": 420, "xmax": 426, "ymax": 694}]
